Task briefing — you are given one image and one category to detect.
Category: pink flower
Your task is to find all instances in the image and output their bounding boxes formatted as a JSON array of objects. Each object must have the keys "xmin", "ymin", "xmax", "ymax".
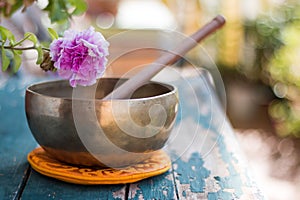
[{"xmin": 49, "ymin": 27, "xmax": 109, "ymax": 87}]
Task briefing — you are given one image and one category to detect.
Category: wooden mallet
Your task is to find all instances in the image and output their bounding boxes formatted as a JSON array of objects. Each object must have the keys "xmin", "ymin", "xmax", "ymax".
[{"xmin": 103, "ymin": 15, "xmax": 226, "ymax": 100}]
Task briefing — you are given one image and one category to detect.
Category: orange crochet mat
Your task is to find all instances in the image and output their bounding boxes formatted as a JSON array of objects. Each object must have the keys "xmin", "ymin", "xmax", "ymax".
[{"xmin": 27, "ymin": 148, "xmax": 171, "ymax": 185}]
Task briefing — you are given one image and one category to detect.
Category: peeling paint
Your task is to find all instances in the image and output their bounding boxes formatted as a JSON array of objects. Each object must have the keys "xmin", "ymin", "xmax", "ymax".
[
  {"xmin": 174, "ymin": 152, "xmax": 210, "ymax": 193},
  {"xmin": 129, "ymin": 183, "xmax": 139, "ymax": 198},
  {"xmin": 182, "ymin": 190, "xmax": 186, "ymax": 197},
  {"xmin": 172, "ymin": 77, "xmax": 265, "ymax": 199},
  {"xmin": 2, "ymin": 76, "xmax": 266, "ymax": 199},
  {"xmin": 129, "ymin": 172, "xmax": 175, "ymax": 200},
  {"xmin": 112, "ymin": 187, "xmax": 126, "ymax": 199}
]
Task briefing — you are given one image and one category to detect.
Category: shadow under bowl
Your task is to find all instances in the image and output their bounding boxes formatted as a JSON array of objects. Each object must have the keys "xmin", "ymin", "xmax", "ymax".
[{"xmin": 25, "ymin": 78, "xmax": 178, "ymax": 168}]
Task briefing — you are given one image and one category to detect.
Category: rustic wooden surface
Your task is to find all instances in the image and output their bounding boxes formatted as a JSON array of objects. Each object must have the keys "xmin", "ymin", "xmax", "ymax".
[{"xmin": 0, "ymin": 71, "xmax": 265, "ymax": 199}]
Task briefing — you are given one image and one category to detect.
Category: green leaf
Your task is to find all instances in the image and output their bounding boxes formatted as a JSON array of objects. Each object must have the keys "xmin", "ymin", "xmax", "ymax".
[
  {"xmin": 12, "ymin": 49, "xmax": 22, "ymax": 55},
  {"xmin": 68, "ymin": 0, "xmax": 87, "ymax": 16},
  {"xmin": 12, "ymin": 50, "xmax": 22, "ymax": 73},
  {"xmin": 47, "ymin": 28, "xmax": 59, "ymax": 40},
  {"xmin": 1, "ymin": 47, "xmax": 10, "ymax": 71},
  {"xmin": 36, "ymin": 46, "xmax": 44, "ymax": 65},
  {"xmin": 0, "ymin": 26, "xmax": 15, "ymax": 43},
  {"xmin": 43, "ymin": 0, "xmax": 87, "ymax": 25},
  {"xmin": 24, "ymin": 32, "xmax": 38, "ymax": 45},
  {"xmin": 44, "ymin": 0, "xmax": 69, "ymax": 24},
  {"xmin": 0, "ymin": 28, "xmax": 7, "ymax": 41}
]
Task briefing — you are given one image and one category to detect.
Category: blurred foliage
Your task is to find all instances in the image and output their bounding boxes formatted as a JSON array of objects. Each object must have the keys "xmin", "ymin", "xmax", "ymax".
[
  {"xmin": 268, "ymin": 21, "xmax": 300, "ymax": 87},
  {"xmin": 265, "ymin": 2, "xmax": 300, "ymax": 137},
  {"xmin": 0, "ymin": 0, "xmax": 87, "ymax": 25},
  {"xmin": 269, "ymin": 99, "xmax": 300, "ymax": 137},
  {"xmin": 215, "ymin": 0, "xmax": 300, "ymax": 137},
  {"xmin": 243, "ymin": 16, "xmax": 283, "ymax": 81},
  {"xmin": 0, "ymin": 0, "xmax": 27, "ymax": 17},
  {"xmin": 43, "ymin": 0, "xmax": 87, "ymax": 24},
  {"xmin": 224, "ymin": 1, "xmax": 300, "ymax": 137}
]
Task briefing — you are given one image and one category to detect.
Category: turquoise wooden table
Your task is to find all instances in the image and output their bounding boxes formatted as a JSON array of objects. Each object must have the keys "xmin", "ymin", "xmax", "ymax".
[{"xmin": 0, "ymin": 70, "xmax": 265, "ymax": 200}]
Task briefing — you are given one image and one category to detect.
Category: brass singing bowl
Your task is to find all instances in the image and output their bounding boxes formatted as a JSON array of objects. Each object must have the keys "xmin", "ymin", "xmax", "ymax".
[{"xmin": 25, "ymin": 78, "xmax": 178, "ymax": 167}]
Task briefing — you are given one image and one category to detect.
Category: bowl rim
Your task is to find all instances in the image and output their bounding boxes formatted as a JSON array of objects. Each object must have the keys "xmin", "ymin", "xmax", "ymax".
[{"xmin": 26, "ymin": 78, "xmax": 178, "ymax": 102}]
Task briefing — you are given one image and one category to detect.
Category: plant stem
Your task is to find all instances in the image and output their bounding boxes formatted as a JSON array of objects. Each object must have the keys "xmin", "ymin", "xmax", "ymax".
[
  {"xmin": 3, "ymin": 46, "xmax": 50, "ymax": 51},
  {"xmin": 12, "ymin": 34, "xmax": 32, "ymax": 47}
]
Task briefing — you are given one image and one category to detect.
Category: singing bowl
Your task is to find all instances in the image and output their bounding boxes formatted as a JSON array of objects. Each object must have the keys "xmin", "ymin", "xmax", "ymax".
[{"xmin": 25, "ymin": 78, "xmax": 178, "ymax": 167}]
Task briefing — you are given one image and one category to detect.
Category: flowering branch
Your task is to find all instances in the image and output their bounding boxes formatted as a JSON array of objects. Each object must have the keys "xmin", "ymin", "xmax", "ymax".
[
  {"xmin": 0, "ymin": 26, "xmax": 109, "ymax": 87},
  {"xmin": 0, "ymin": 0, "xmax": 110, "ymax": 87},
  {"xmin": 1, "ymin": 0, "xmax": 87, "ymax": 25}
]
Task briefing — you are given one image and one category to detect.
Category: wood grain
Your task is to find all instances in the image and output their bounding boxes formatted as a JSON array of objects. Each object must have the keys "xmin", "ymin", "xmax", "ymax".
[
  {"xmin": 128, "ymin": 170, "xmax": 177, "ymax": 200},
  {"xmin": 0, "ymin": 76, "xmax": 37, "ymax": 200},
  {"xmin": 21, "ymin": 170, "xmax": 126, "ymax": 200},
  {"xmin": 0, "ymin": 71, "xmax": 266, "ymax": 199},
  {"xmin": 0, "ymin": 76, "xmax": 127, "ymax": 199}
]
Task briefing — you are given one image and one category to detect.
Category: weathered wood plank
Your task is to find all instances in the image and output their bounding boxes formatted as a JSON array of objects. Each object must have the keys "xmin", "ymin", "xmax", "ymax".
[
  {"xmin": 0, "ymin": 72, "xmax": 266, "ymax": 199},
  {"xmin": 166, "ymin": 76, "xmax": 265, "ymax": 199},
  {"xmin": 172, "ymin": 153, "xmax": 210, "ymax": 200},
  {"xmin": 0, "ymin": 76, "xmax": 37, "ymax": 200},
  {"xmin": 21, "ymin": 170, "xmax": 126, "ymax": 200},
  {"xmin": 0, "ymin": 76, "xmax": 127, "ymax": 199},
  {"xmin": 128, "ymin": 170, "xmax": 177, "ymax": 200}
]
